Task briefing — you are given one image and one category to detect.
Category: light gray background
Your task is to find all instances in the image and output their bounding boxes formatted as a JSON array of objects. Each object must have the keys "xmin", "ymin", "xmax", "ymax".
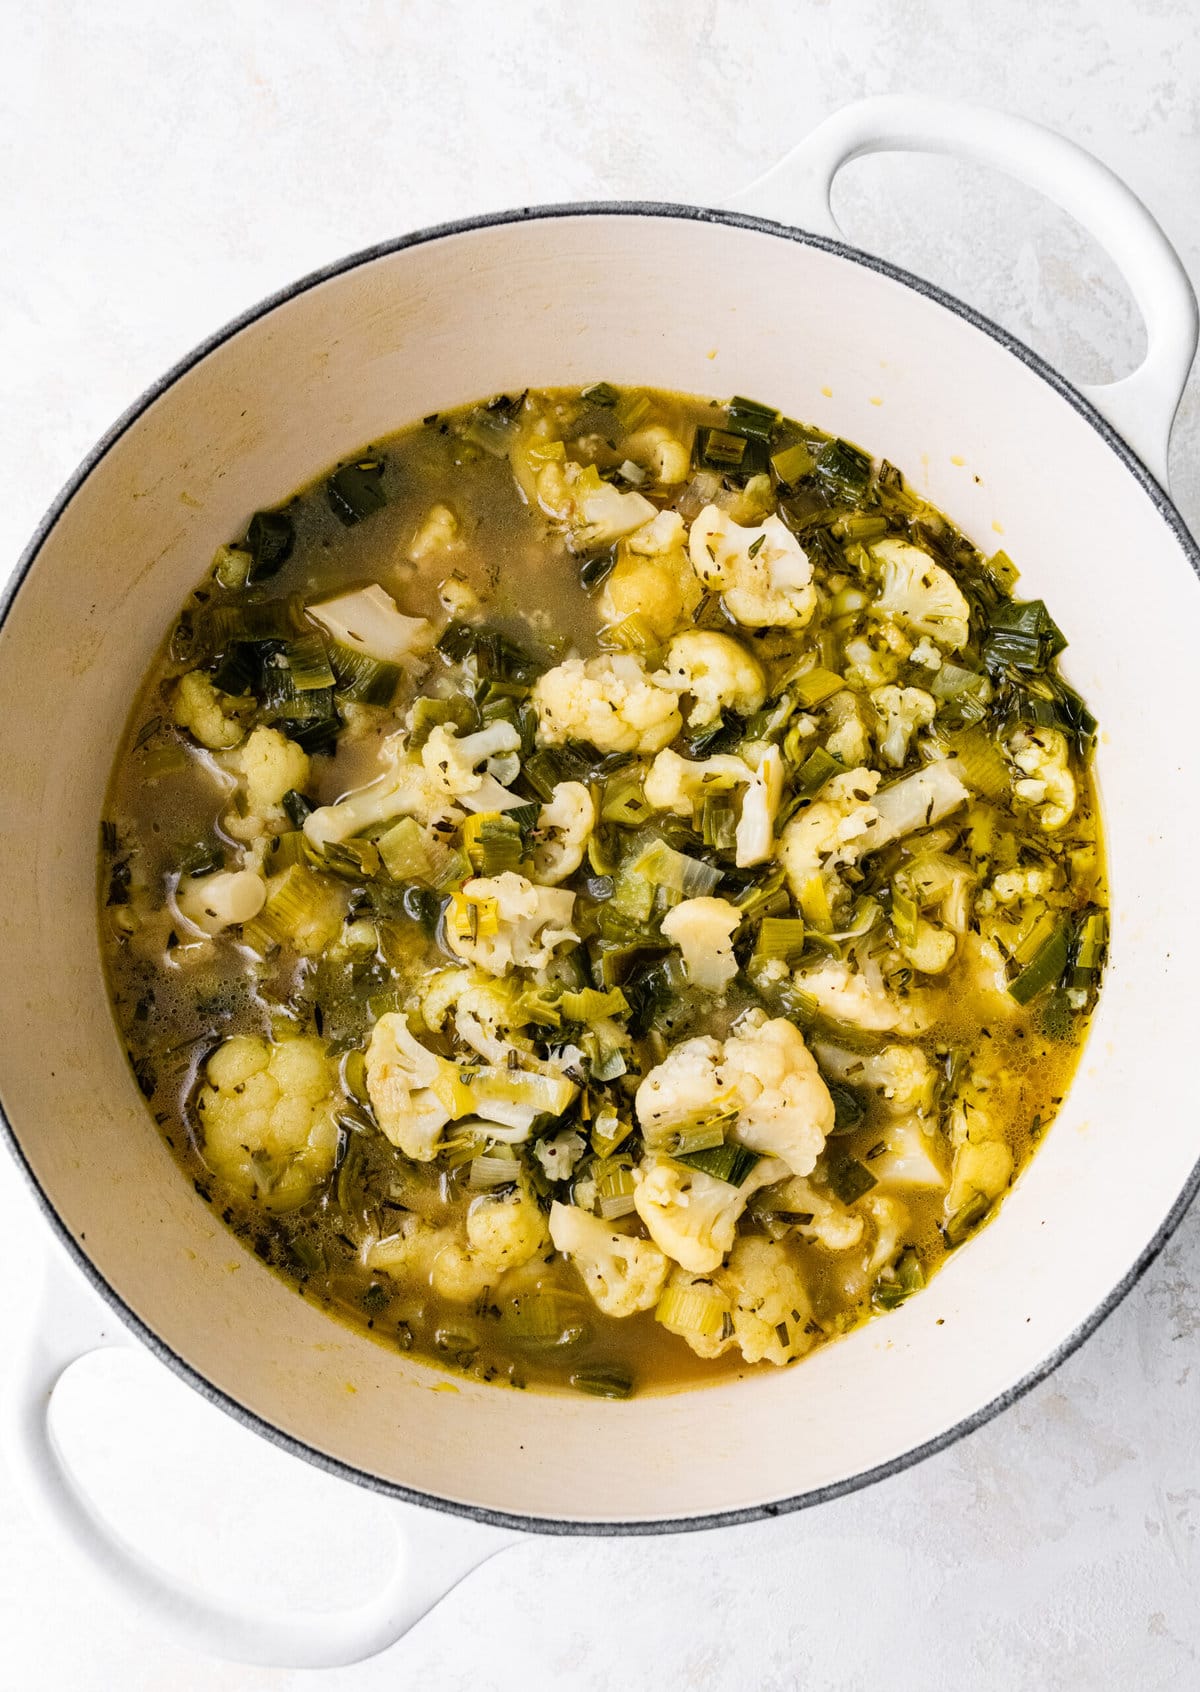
[{"xmin": 2, "ymin": 3, "xmax": 1198, "ymax": 1687}]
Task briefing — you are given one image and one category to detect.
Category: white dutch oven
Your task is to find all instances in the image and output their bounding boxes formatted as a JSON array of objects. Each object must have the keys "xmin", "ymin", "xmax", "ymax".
[{"xmin": 1, "ymin": 97, "xmax": 1198, "ymax": 1667}]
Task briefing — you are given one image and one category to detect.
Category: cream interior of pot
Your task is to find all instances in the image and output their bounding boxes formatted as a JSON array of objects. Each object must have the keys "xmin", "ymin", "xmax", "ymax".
[{"xmin": 1, "ymin": 212, "xmax": 1197, "ymax": 1525}]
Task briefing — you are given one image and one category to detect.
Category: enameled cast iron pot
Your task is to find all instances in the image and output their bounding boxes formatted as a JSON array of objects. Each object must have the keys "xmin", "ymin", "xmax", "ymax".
[{"xmin": 2, "ymin": 98, "xmax": 1199, "ymax": 1666}]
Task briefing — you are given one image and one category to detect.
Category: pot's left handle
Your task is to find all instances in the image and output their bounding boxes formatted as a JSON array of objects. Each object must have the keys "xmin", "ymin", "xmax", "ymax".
[{"xmin": 3, "ymin": 1248, "xmax": 518, "ymax": 1668}]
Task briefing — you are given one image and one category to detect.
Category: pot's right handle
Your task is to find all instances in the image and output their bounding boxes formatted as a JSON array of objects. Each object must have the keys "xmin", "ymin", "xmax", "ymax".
[
  {"xmin": 729, "ymin": 95, "xmax": 1198, "ymax": 488},
  {"xmin": 3, "ymin": 1247, "xmax": 518, "ymax": 1668}
]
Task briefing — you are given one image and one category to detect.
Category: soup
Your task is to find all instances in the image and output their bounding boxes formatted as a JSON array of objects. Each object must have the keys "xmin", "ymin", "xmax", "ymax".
[{"xmin": 100, "ymin": 385, "xmax": 1106, "ymax": 1399}]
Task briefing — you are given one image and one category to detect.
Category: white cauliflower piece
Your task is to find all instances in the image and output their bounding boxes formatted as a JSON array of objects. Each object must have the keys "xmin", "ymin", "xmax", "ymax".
[
  {"xmin": 720, "ymin": 1236, "xmax": 814, "ymax": 1365},
  {"xmin": 870, "ymin": 760, "xmax": 970, "ymax": 846},
  {"xmin": 238, "ymin": 726, "xmax": 311, "ymax": 816},
  {"xmin": 721, "ymin": 1014, "xmax": 836, "ymax": 1175},
  {"xmin": 1008, "ymin": 726, "xmax": 1076, "ymax": 830},
  {"xmin": 734, "ymin": 744, "xmax": 784, "ymax": 868},
  {"xmin": 946, "ymin": 1093, "xmax": 1014, "ymax": 1218},
  {"xmin": 172, "ymin": 670, "xmax": 247, "ymax": 751},
  {"xmin": 871, "ymin": 685, "xmax": 937, "ymax": 768},
  {"xmin": 416, "ymin": 967, "xmax": 530, "ymax": 1063},
  {"xmin": 635, "ymin": 1016, "xmax": 832, "ymax": 1178},
  {"xmin": 532, "ymin": 781, "xmax": 595, "ymax": 884},
  {"xmin": 598, "ymin": 510, "xmax": 701, "ymax": 639},
  {"xmin": 660, "ymin": 896, "xmax": 741, "ymax": 991},
  {"xmin": 862, "ymin": 1194, "xmax": 911, "ymax": 1279},
  {"xmin": 779, "ymin": 767, "xmax": 882, "ymax": 898},
  {"xmin": 549, "ymin": 1202, "xmax": 670, "ymax": 1317},
  {"xmin": 869, "ymin": 537, "xmax": 970, "ymax": 651},
  {"xmin": 824, "ymin": 690, "xmax": 872, "ymax": 765},
  {"xmin": 688, "ymin": 505, "xmax": 817, "ymax": 628},
  {"xmin": 656, "ymin": 631, "xmax": 766, "ymax": 728},
  {"xmin": 990, "ymin": 867, "xmax": 1056, "ymax": 906},
  {"xmin": 445, "ymin": 872, "xmax": 576, "ymax": 976},
  {"xmin": 815, "ymin": 1043, "xmax": 936, "ymax": 1117},
  {"xmin": 842, "ymin": 632, "xmax": 903, "ymax": 692},
  {"xmin": 368, "ymin": 1218, "xmax": 493, "ymax": 1305},
  {"xmin": 794, "ymin": 956, "xmax": 930, "ymax": 1035},
  {"xmin": 308, "ymin": 583, "xmax": 433, "ymax": 660},
  {"xmin": 644, "ymin": 747, "xmax": 753, "ymax": 815},
  {"xmin": 196, "ymin": 1034, "xmax": 340, "ymax": 1209},
  {"xmin": 621, "ymin": 425, "xmax": 691, "ymax": 485},
  {"xmin": 533, "ymin": 1129, "xmax": 587, "ymax": 1183},
  {"xmin": 536, "ymin": 456, "xmax": 657, "ymax": 548},
  {"xmin": 174, "ymin": 868, "xmax": 266, "ymax": 936},
  {"xmin": 408, "ymin": 502, "xmax": 462, "ymax": 563},
  {"xmin": 437, "ymin": 574, "xmax": 481, "ymax": 620},
  {"xmin": 466, "ymin": 1185, "xmax": 549, "ymax": 1275},
  {"xmin": 531, "ymin": 653, "xmax": 682, "ymax": 754},
  {"xmin": 364, "ymin": 1011, "xmax": 459, "ymax": 1161},
  {"xmin": 765, "ymin": 1174, "xmax": 865, "ymax": 1251},
  {"xmin": 421, "ymin": 720, "xmax": 521, "ymax": 798},
  {"xmin": 303, "ymin": 732, "xmax": 463, "ymax": 850},
  {"xmin": 632, "ymin": 1153, "xmax": 788, "ymax": 1274},
  {"xmin": 868, "ymin": 1118, "xmax": 948, "ymax": 1191}
]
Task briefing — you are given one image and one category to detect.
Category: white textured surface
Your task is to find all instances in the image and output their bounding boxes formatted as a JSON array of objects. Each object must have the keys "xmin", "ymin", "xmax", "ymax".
[{"xmin": 2, "ymin": 2, "xmax": 1199, "ymax": 1686}]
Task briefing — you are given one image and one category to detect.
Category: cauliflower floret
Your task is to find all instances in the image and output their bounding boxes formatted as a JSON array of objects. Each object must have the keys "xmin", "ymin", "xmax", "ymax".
[
  {"xmin": 823, "ymin": 690, "xmax": 872, "ymax": 765},
  {"xmin": 172, "ymin": 670, "xmax": 248, "ymax": 751},
  {"xmin": 734, "ymin": 744, "xmax": 784, "ymax": 867},
  {"xmin": 946, "ymin": 1093, "xmax": 1014, "ymax": 1218},
  {"xmin": 990, "ymin": 866, "xmax": 1057, "ymax": 907},
  {"xmin": 720, "ymin": 1236, "xmax": 814, "ymax": 1365},
  {"xmin": 721, "ymin": 1014, "xmax": 836, "ymax": 1175},
  {"xmin": 532, "ymin": 653, "xmax": 682, "ymax": 754},
  {"xmin": 632, "ymin": 1153, "xmax": 789, "ymax": 1274},
  {"xmin": 779, "ymin": 767, "xmax": 882, "ymax": 899},
  {"xmin": 303, "ymin": 732, "xmax": 465, "ymax": 850},
  {"xmin": 417, "ymin": 967, "xmax": 529, "ymax": 1063},
  {"xmin": 238, "ymin": 726, "xmax": 311, "ymax": 815},
  {"xmin": 174, "ymin": 868, "xmax": 266, "ymax": 936},
  {"xmin": 660, "ymin": 896, "xmax": 741, "ymax": 991},
  {"xmin": 597, "ymin": 510, "xmax": 702, "ymax": 639},
  {"xmin": 196, "ymin": 1034, "xmax": 340, "ymax": 1209},
  {"xmin": 1008, "ymin": 726, "xmax": 1076, "ymax": 830},
  {"xmin": 763, "ymin": 1174, "xmax": 865, "ymax": 1251},
  {"xmin": 815, "ymin": 1043, "xmax": 936, "ymax": 1117},
  {"xmin": 364, "ymin": 1011, "xmax": 461, "ymax": 1161},
  {"xmin": 644, "ymin": 748, "xmax": 753, "ymax": 815},
  {"xmin": 536, "ymin": 456, "xmax": 657, "ymax": 548},
  {"xmin": 620, "ymin": 425, "xmax": 692, "ymax": 486},
  {"xmin": 533, "ymin": 1129, "xmax": 587, "ymax": 1183},
  {"xmin": 871, "ymin": 760, "xmax": 970, "ymax": 846},
  {"xmin": 438, "ymin": 573, "xmax": 480, "ymax": 620},
  {"xmin": 445, "ymin": 872, "xmax": 576, "ymax": 976},
  {"xmin": 532, "ymin": 781, "xmax": 595, "ymax": 884},
  {"xmin": 421, "ymin": 720, "xmax": 521, "ymax": 798},
  {"xmin": 871, "ymin": 685, "xmax": 937, "ymax": 768},
  {"xmin": 868, "ymin": 1117, "xmax": 948, "ymax": 1190},
  {"xmin": 793, "ymin": 956, "xmax": 930, "ymax": 1035},
  {"xmin": 842, "ymin": 632, "xmax": 904, "ymax": 692},
  {"xmin": 635, "ymin": 1016, "xmax": 832, "ymax": 1178},
  {"xmin": 367, "ymin": 1218, "xmax": 494, "ymax": 1305},
  {"xmin": 466, "ymin": 1184, "xmax": 549, "ymax": 1275},
  {"xmin": 688, "ymin": 505, "xmax": 817, "ymax": 628},
  {"xmin": 861, "ymin": 1194, "xmax": 911, "ymax": 1280},
  {"xmin": 308, "ymin": 583, "xmax": 433, "ymax": 661},
  {"xmin": 656, "ymin": 631, "xmax": 765, "ymax": 728},
  {"xmin": 408, "ymin": 502, "xmax": 462, "ymax": 563},
  {"xmin": 910, "ymin": 637, "xmax": 944, "ymax": 670},
  {"xmin": 869, "ymin": 537, "xmax": 970, "ymax": 651},
  {"xmin": 549, "ymin": 1202, "xmax": 670, "ymax": 1317}
]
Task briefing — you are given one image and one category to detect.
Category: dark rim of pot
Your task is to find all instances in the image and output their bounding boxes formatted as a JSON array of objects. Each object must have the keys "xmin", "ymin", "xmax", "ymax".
[{"xmin": 2, "ymin": 201, "xmax": 1198, "ymax": 1539}]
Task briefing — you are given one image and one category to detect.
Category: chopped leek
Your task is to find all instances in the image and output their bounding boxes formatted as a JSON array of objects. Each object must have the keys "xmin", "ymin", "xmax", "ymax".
[
  {"xmin": 328, "ymin": 642, "xmax": 401, "ymax": 705},
  {"xmin": 244, "ymin": 509, "xmax": 295, "ymax": 582},
  {"xmin": 327, "ymin": 458, "xmax": 387, "ymax": 526},
  {"xmin": 285, "ymin": 633, "xmax": 336, "ymax": 692},
  {"xmin": 569, "ymin": 1365, "xmax": 632, "ymax": 1399},
  {"xmin": 581, "ymin": 381, "xmax": 619, "ymax": 408},
  {"xmin": 601, "ymin": 766, "xmax": 649, "ymax": 827},
  {"xmin": 693, "ymin": 425, "xmax": 767, "ymax": 478},
  {"xmin": 798, "ymin": 874, "xmax": 833, "ymax": 933},
  {"xmin": 827, "ymin": 1082, "xmax": 866, "ymax": 1134},
  {"xmin": 437, "ymin": 620, "xmax": 543, "ymax": 685},
  {"xmin": 982, "ymin": 599, "xmax": 1067, "ymax": 673},
  {"xmin": 678, "ymin": 1142, "xmax": 759, "ymax": 1186},
  {"xmin": 656, "ymin": 1279, "xmax": 730, "ymax": 1340},
  {"xmin": 944, "ymin": 1191, "xmax": 991, "ymax": 1248},
  {"xmin": 701, "ymin": 792, "xmax": 739, "ymax": 854},
  {"xmin": 598, "ymin": 614, "xmax": 662, "ymax": 662},
  {"xmin": 593, "ymin": 1159, "xmax": 637, "ymax": 1219},
  {"xmin": 815, "ymin": 438, "xmax": 872, "ymax": 499},
  {"xmin": 462, "ymin": 402, "xmax": 521, "ymax": 457},
  {"xmin": 873, "ymin": 1246, "xmax": 924, "ymax": 1310},
  {"xmin": 1008, "ymin": 918, "xmax": 1071, "ymax": 1005},
  {"xmin": 794, "ymin": 747, "xmax": 844, "ymax": 793},
  {"xmin": 944, "ymin": 725, "xmax": 1011, "ymax": 802},
  {"xmin": 560, "ymin": 986, "xmax": 630, "ymax": 1023},
  {"xmin": 753, "ymin": 917, "xmax": 806, "ymax": 964},
  {"xmin": 825, "ymin": 1155, "xmax": 877, "ymax": 1204},
  {"xmin": 727, "ymin": 395, "xmax": 780, "ymax": 440},
  {"xmin": 628, "ymin": 836, "xmax": 722, "ymax": 898},
  {"xmin": 462, "ymin": 812, "xmax": 525, "ymax": 876},
  {"xmin": 505, "ymin": 1292, "xmax": 589, "ymax": 1348},
  {"xmin": 790, "ymin": 667, "xmax": 844, "ymax": 709},
  {"xmin": 770, "ymin": 440, "xmax": 816, "ymax": 486},
  {"xmin": 378, "ymin": 817, "xmax": 431, "ymax": 882},
  {"xmin": 468, "ymin": 1152, "xmax": 521, "ymax": 1192}
]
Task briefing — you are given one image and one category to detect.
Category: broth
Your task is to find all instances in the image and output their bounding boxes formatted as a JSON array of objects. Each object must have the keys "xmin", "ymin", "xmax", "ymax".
[{"xmin": 101, "ymin": 385, "xmax": 1105, "ymax": 1398}]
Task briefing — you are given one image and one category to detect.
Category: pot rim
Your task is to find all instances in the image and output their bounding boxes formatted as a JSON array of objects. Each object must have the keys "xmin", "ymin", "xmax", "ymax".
[{"xmin": 3, "ymin": 199, "xmax": 1198, "ymax": 1538}]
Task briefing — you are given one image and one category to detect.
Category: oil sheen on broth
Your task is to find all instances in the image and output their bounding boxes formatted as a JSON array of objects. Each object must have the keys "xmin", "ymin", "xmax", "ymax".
[{"xmin": 100, "ymin": 385, "xmax": 1107, "ymax": 1400}]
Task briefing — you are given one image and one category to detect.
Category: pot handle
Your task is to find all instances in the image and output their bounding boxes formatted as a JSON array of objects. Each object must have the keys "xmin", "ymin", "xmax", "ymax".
[
  {"xmin": 2, "ymin": 1247, "xmax": 518, "ymax": 1668},
  {"xmin": 729, "ymin": 95, "xmax": 1197, "ymax": 487}
]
